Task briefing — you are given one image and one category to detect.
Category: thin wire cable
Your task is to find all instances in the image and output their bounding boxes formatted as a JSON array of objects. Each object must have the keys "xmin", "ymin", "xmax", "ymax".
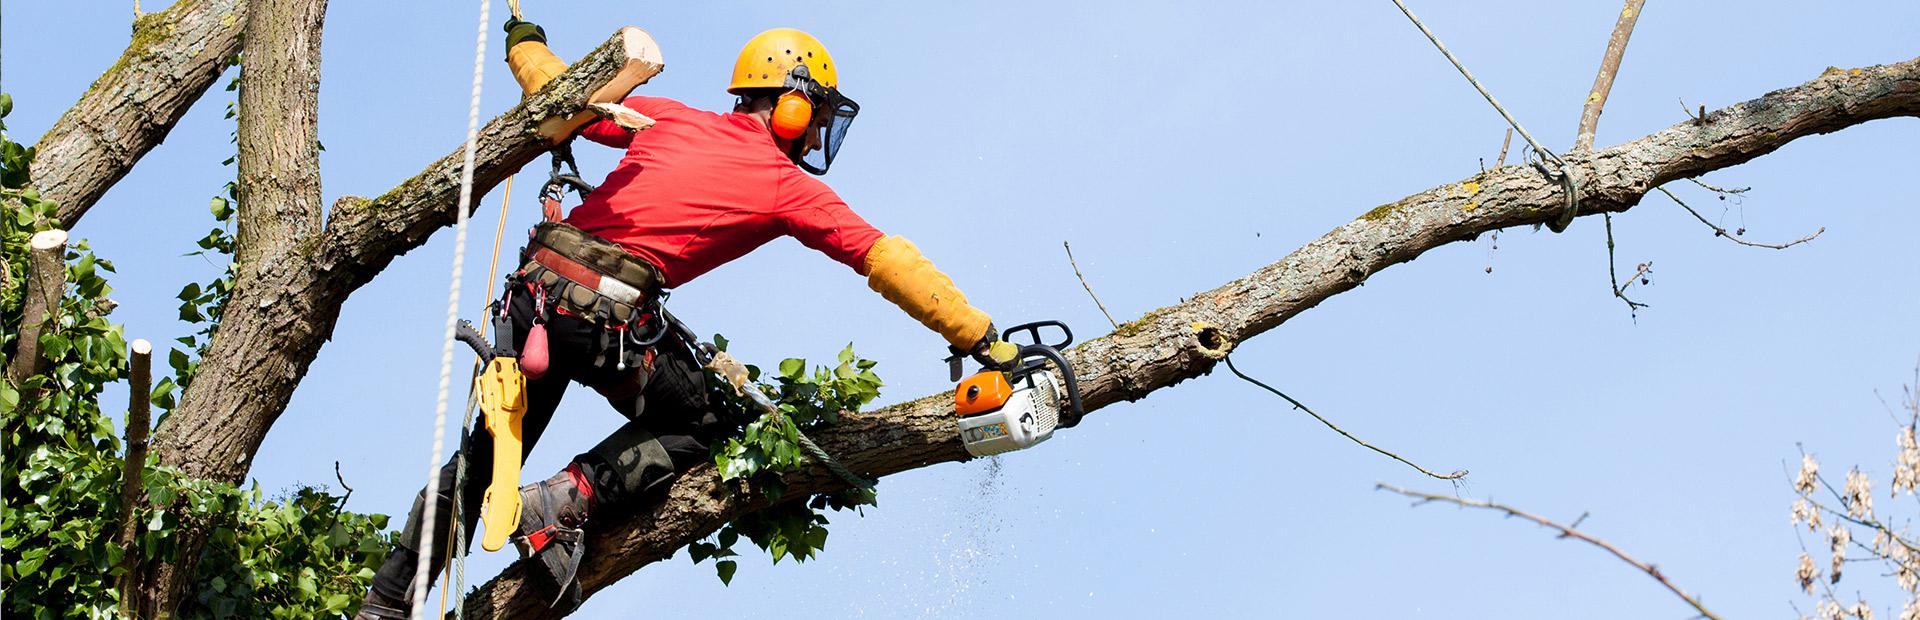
[
  {"xmin": 410, "ymin": 0, "xmax": 491, "ymax": 615},
  {"xmin": 1224, "ymin": 355, "xmax": 1466, "ymax": 480},
  {"xmin": 1387, "ymin": 0, "xmax": 1561, "ymax": 168}
]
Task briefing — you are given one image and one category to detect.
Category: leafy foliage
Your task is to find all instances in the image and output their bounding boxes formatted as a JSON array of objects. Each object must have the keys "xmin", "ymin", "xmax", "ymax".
[
  {"xmin": 689, "ymin": 340, "xmax": 884, "ymax": 584},
  {"xmin": 1, "ymin": 92, "xmax": 388, "ymax": 619}
]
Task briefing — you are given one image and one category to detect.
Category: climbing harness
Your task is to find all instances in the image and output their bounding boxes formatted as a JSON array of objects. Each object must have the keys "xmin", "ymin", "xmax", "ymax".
[
  {"xmin": 948, "ymin": 320, "xmax": 1085, "ymax": 457},
  {"xmin": 1386, "ymin": 0, "xmax": 1583, "ymax": 232}
]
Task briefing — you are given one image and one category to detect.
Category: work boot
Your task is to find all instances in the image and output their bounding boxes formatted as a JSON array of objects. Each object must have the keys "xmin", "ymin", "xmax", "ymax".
[
  {"xmin": 352, "ymin": 584, "xmax": 410, "ymax": 620},
  {"xmin": 513, "ymin": 463, "xmax": 595, "ymax": 608}
]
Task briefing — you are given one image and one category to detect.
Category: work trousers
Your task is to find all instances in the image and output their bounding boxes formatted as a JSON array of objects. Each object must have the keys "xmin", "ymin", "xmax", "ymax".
[{"xmin": 370, "ymin": 286, "xmax": 721, "ymax": 602}]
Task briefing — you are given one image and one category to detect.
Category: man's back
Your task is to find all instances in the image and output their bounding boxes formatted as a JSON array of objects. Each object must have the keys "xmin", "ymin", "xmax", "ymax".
[{"xmin": 564, "ymin": 96, "xmax": 881, "ymax": 288}]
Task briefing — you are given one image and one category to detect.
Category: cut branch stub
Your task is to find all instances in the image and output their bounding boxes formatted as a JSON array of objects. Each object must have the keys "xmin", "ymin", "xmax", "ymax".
[
  {"xmin": 536, "ymin": 27, "xmax": 664, "ymax": 143},
  {"xmin": 8, "ymin": 229, "xmax": 70, "ymax": 384}
]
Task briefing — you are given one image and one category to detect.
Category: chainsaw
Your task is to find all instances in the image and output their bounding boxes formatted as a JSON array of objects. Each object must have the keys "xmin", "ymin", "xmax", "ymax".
[{"xmin": 949, "ymin": 320, "xmax": 1085, "ymax": 457}]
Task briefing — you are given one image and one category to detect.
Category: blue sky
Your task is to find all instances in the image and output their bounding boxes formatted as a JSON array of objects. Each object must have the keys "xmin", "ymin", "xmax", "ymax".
[{"xmin": 6, "ymin": 1, "xmax": 1920, "ymax": 617}]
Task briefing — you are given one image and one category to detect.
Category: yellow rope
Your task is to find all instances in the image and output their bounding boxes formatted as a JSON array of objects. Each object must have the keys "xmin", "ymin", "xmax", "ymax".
[
  {"xmin": 437, "ymin": 174, "xmax": 514, "ymax": 619},
  {"xmin": 480, "ymin": 175, "xmax": 515, "ymax": 340}
]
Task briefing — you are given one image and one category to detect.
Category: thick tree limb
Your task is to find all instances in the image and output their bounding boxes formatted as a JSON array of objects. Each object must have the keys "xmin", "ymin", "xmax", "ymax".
[
  {"xmin": 231, "ymin": 0, "xmax": 325, "ymax": 279},
  {"xmin": 31, "ymin": 0, "xmax": 245, "ymax": 230},
  {"xmin": 459, "ymin": 56, "xmax": 1920, "ymax": 618}
]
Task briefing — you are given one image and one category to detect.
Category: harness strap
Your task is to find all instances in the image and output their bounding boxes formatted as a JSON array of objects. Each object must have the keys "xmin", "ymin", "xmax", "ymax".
[{"xmin": 528, "ymin": 247, "xmax": 649, "ymax": 306}]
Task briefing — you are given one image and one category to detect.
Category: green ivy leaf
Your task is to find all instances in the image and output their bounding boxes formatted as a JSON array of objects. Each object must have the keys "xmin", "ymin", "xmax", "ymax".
[
  {"xmin": 716, "ymin": 560, "xmax": 737, "ymax": 586},
  {"xmin": 39, "ymin": 332, "xmax": 72, "ymax": 362},
  {"xmin": 209, "ymin": 197, "xmax": 233, "ymax": 220},
  {"xmin": 777, "ymin": 358, "xmax": 805, "ymax": 380},
  {"xmin": 712, "ymin": 333, "xmax": 729, "ymax": 352}
]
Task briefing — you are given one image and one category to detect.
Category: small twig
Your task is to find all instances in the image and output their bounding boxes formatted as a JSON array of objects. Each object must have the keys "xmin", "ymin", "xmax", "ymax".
[
  {"xmin": 334, "ymin": 460, "xmax": 355, "ymax": 496},
  {"xmin": 322, "ymin": 461, "xmax": 355, "ymax": 535},
  {"xmin": 1680, "ymin": 98, "xmax": 1707, "ymax": 125},
  {"xmin": 1574, "ymin": 0, "xmax": 1647, "ymax": 152},
  {"xmin": 1687, "ymin": 177, "xmax": 1751, "ymax": 195},
  {"xmin": 1062, "ymin": 241, "xmax": 1120, "ymax": 330},
  {"xmin": 1603, "ymin": 214, "xmax": 1651, "ymax": 316},
  {"xmin": 1658, "ymin": 186, "xmax": 1824, "ymax": 249},
  {"xmin": 1225, "ymin": 356, "xmax": 1465, "ymax": 480},
  {"xmin": 1377, "ymin": 483, "xmax": 1722, "ymax": 620},
  {"xmin": 1496, "ymin": 128, "xmax": 1512, "ymax": 168}
]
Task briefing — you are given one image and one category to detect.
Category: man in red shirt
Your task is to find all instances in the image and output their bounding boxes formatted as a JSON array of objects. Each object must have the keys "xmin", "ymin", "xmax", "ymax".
[{"xmin": 356, "ymin": 24, "xmax": 1015, "ymax": 617}]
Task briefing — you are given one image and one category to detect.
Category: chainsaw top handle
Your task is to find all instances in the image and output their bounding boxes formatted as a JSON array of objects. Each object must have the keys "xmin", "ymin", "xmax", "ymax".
[{"xmin": 1000, "ymin": 320, "xmax": 1072, "ymax": 350}]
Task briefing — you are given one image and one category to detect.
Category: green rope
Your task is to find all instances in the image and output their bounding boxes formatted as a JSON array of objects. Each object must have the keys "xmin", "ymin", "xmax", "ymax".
[{"xmin": 794, "ymin": 428, "xmax": 877, "ymax": 490}]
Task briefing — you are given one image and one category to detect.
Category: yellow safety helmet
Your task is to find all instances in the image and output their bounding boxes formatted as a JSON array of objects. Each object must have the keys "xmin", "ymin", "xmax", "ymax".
[
  {"xmin": 729, "ymin": 28, "xmax": 838, "ymax": 92},
  {"xmin": 728, "ymin": 28, "xmax": 860, "ymax": 175}
]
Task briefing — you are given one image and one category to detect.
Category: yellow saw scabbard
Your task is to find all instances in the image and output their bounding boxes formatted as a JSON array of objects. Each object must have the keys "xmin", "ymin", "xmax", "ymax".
[{"xmin": 476, "ymin": 357, "xmax": 529, "ymax": 552}]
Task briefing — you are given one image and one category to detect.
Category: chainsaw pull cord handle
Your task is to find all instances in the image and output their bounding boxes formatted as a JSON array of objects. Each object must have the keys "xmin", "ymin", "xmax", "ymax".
[{"xmin": 1014, "ymin": 344, "xmax": 1084, "ymax": 429}]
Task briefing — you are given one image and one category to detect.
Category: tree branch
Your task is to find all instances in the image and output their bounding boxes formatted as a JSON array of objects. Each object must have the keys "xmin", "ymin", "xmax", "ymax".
[
  {"xmin": 1573, "ymin": 0, "xmax": 1646, "ymax": 152},
  {"xmin": 1377, "ymin": 483, "xmax": 1722, "ymax": 620},
  {"xmin": 233, "ymin": 0, "xmax": 325, "ymax": 279},
  {"xmin": 32, "ymin": 0, "xmax": 245, "ymax": 229},
  {"xmin": 137, "ymin": 0, "xmax": 329, "ymax": 613},
  {"xmin": 459, "ymin": 56, "xmax": 1920, "ymax": 618}
]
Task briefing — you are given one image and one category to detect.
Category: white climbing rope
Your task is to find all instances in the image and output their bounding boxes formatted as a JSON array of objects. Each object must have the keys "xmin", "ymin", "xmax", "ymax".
[{"xmin": 410, "ymin": 0, "xmax": 491, "ymax": 616}]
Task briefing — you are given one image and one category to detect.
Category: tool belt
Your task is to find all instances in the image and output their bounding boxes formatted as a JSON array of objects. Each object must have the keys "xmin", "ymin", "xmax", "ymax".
[{"xmin": 515, "ymin": 222, "xmax": 663, "ymax": 327}]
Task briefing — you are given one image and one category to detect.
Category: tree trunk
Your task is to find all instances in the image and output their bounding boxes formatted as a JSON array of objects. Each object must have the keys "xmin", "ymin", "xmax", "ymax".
[
  {"xmin": 457, "ymin": 55, "xmax": 1920, "ymax": 618},
  {"xmin": 134, "ymin": 0, "xmax": 327, "ymax": 613},
  {"xmin": 31, "ymin": 0, "xmax": 245, "ymax": 230}
]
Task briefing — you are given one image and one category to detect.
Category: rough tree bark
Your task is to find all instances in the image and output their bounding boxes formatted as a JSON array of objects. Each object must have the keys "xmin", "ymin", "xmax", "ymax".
[
  {"xmin": 456, "ymin": 56, "xmax": 1920, "ymax": 618},
  {"xmin": 30, "ymin": 0, "xmax": 245, "ymax": 230}
]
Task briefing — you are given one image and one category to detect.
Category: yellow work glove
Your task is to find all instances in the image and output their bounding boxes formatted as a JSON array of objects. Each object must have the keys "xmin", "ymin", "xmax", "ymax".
[
  {"xmin": 864, "ymin": 235, "xmax": 993, "ymax": 351},
  {"xmin": 504, "ymin": 18, "xmax": 569, "ymax": 95},
  {"xmin": 968, "ymin": 331, "xmax": 1020, "ymax": 370}
]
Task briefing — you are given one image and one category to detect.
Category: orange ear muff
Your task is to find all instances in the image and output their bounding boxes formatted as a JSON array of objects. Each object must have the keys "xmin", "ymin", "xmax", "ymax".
[{"xmin": 771, "ymin": 91, "xmax": 814, "ymax": 140}]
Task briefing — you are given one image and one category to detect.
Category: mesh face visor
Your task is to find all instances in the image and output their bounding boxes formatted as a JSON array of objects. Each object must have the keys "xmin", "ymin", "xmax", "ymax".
[
  {"xmin": 784, "ymin": 66, "xmax": 859, "ymax": 175},
  {"xmin": 798, "ymin": 96, "xmax": 857, "ymax": 175}
]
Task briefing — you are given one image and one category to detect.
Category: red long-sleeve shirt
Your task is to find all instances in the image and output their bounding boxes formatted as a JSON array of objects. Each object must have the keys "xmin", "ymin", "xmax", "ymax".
[{"xmin": 563, "ymin": 96, "xmax": 884, "ymax": 288}]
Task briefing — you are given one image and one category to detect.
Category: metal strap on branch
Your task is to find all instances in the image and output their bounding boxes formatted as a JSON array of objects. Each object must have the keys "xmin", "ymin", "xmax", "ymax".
[{"xmin": 1387, "ymin": 0, "xmax": 1582, "ymax": 232}]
